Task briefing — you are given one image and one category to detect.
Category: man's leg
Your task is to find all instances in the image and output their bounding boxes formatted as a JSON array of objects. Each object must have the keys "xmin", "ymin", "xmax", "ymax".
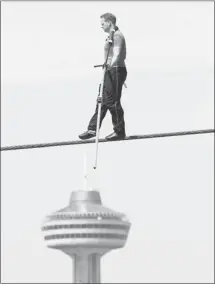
[
  {"xmin": 110, "ymin": 100, "xmax": 125, "ymax": 135},
  {"xmin": 86, "ymin": 70, "xmax": 111, "ymax": 131},
  {"xmin": 79, "ymin": 83, "xmax": 108, "ymax": 140},
  {"xmin": 79, "ymin": 103, "xmax": 108, "ymax": 140},
  {"xmin": 88, "ymin": 103, "xmax": 108, "ymax": 131},
  {"xmin": 106, "ymin": 67, "xmax": 127, "ymax": 139}
]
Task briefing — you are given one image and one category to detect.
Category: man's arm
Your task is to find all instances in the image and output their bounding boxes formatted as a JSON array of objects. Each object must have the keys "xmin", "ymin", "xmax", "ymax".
[{"xmin": 109, "ymin": 34, "xmax": 123, "ymax": 68}]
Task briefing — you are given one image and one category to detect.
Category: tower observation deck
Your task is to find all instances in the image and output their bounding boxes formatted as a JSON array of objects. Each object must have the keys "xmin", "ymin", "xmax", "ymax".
[{"xmin": 41, "ymin": 190, "xmax": 131, "ymax": 283}]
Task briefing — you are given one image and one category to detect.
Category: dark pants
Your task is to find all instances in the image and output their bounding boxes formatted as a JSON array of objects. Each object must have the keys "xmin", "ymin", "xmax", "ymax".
[{"xmin": 88, "ymin": 67, "xmax": 127, "ymax": 135}]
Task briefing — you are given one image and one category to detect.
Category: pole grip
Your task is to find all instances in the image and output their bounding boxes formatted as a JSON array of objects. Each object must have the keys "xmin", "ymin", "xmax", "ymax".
[{"xmin": 94, "ymin": 64, "xmax": 103, "ymax": 68}]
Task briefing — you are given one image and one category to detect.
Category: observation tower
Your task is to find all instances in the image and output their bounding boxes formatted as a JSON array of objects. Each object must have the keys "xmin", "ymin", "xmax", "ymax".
[{"xmin": 41, "ymin": 189, "xmax": 131, "ymax": 283}]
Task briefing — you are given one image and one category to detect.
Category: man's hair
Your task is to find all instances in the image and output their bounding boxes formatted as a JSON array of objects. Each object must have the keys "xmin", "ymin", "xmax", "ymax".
[{"xmin": 100, "ymin": 13, "xmax": 116, "ymax": 25}]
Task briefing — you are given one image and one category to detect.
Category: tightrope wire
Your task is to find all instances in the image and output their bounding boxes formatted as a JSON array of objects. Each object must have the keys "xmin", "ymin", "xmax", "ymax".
[{"xmin": 1, "ymin": 129, "xmax": 214, "ymax": 152}]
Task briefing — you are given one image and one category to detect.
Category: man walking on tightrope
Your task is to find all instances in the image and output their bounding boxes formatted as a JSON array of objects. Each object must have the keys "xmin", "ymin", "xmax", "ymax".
[{"xmin": 79, "ymin": 13, "xmax": 127, "ymax": 141}]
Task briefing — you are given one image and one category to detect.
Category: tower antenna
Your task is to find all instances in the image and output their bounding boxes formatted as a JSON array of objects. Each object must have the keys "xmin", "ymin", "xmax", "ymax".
[{"xmin": 83, "ymin": 152, "xmax": 88, "ymax": 191}]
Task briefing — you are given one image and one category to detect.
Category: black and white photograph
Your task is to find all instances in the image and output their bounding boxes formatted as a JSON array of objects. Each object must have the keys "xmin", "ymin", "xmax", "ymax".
[{"xmin": 1, "ymin": 1, "xmax": 214, "ymax": 283}]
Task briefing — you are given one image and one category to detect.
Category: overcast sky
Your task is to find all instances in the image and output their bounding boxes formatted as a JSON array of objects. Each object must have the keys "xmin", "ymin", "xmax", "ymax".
[{"xmin": 1, "ymin": 1, "xmax": 214, "ymax": 283}]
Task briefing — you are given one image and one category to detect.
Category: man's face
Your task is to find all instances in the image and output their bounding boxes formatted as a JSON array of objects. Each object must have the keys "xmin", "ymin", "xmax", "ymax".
[{"xmin": 101, "ymin": 18, "xmax": 111, "ymax": 33}]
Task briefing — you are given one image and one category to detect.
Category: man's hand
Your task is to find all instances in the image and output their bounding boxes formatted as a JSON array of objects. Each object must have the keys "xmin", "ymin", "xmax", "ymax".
[
  {"xmin": 97, "ymin": 96, "xmax": 102, "ymax": 103},
  {"xmin": 103, "ymin": 63, "xmax": 111, "ymax": 70}
]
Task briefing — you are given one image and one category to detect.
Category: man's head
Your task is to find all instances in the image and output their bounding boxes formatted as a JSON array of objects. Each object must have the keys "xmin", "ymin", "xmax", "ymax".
[{"xmin": 100, "ymin": 13, "xmax": 116, "ymax": 33}]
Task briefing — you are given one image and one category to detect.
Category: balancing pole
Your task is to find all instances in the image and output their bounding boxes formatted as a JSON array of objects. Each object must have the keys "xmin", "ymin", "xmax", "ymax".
[{"xmin": 93, "ymin": 29, "xmax": 115, "ymax": 170}]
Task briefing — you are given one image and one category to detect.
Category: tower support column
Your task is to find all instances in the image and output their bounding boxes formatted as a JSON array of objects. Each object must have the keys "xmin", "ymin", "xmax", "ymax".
[{"xmin": 72, "ymin": 253, "xmax": 101, "ymax": 283}]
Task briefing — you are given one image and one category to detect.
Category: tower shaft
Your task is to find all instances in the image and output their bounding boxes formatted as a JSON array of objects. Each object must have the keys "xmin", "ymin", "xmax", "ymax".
[{"xmin": 72, "ymin": 253, "xmax": 101, "ymax": 283}]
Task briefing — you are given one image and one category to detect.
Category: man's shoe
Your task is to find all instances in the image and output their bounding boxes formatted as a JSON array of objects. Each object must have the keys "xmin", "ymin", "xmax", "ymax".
[
  {"xmin": 105, "ymin": 132, "xmax": 126, "ymax": 141},
  {"xmin": 79, "ymin": 130, "xmax": 96, "ymax": 140}
]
